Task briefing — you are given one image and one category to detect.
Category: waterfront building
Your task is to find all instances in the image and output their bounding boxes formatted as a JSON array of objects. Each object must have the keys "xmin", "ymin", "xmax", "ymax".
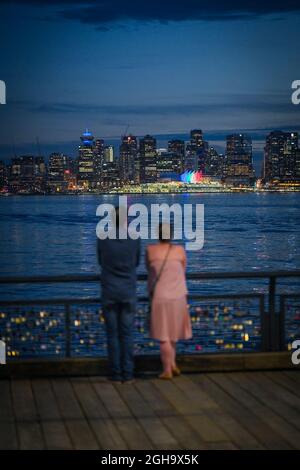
[
  {"xmin": 156, "ymin": 151, "xmax": 182, "ymax": 181},
  {"xmin": 263, "ymin": 131, "xmax": 299, "ymax": 183},
  {"xmin": 225, "ymin": 134, "xmax": 254, "ymax": 186},
  {"xmin": 101, "ymin": 162, "xmax": 121, "ymax": 189},
  {"xmin": 168, "ymin": 139, "xmax": 185, "ymax": 171},
  {"xmin": 48, "ymin": 153, "xmax": 74, "ymax": 193},
  {"xmin": 119, "ymin": 135, "xmax": 138, "ymax": 183},
  {"xmin": 9, "ymin": 155, "xmax": 46, "ymax": 193},
  {"xmin": 185, "ymin": 129, "xmax": 207, "ymax": 173},
  {"xmin": 139, "ymin": 134, "xmax": 157, "ymax": 183},
  {"xmin": 93, "ymin": 139, "xmax": 105, "ymax": 187},
  {"xmin": 104, "ymin": 145, "xmax": 114, "ymax": 163},
  {"xmin": 205, "ymin": 147, "xmax": 224, "ymax": 177},
  {"xmin": 77, "ymin": 129, "xmax": 95, "ymax": 189}
]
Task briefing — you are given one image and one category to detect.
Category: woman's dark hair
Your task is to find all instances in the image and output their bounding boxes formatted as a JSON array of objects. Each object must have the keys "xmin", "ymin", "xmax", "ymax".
[{"xmin": 158, "ymin": 222, "xmax": 174, "ymax": 242}]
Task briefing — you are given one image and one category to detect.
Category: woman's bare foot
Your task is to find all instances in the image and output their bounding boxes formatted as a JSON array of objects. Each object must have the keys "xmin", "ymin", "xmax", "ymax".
[
  {"xmin": 158, "ymin": 371, "xmax": 173, "ymax": 380},
  {"xmin": 172, "ymin": 365, "xmax": 181, "ymax": 376}
]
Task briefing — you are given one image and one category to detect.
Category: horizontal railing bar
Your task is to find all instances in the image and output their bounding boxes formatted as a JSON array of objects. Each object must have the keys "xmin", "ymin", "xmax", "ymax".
[
  {"xmin": 0, "ymin": 270, "xmax": 299, "ymax": 284},
  {"xmin": 0, "ymin": 293, "xmax": 265, "ymax": 306},
  {"xmin": 279, "ymin": 293, "xmax": 300, "ymax": 299}
]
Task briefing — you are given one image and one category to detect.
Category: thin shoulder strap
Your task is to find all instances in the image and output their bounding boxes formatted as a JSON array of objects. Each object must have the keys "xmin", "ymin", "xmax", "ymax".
[{"xmin": 149, "ymin": 244, "xmax": 172, "ymax": 299}]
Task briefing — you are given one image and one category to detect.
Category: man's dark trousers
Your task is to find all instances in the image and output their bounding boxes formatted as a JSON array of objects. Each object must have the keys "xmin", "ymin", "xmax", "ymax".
[
  {"xmin": 103, "ymin": 301, "xmax": 135, "ymax": 381},
  {"xmin": 97, "ymin": 237, "xmax": 140, "ymax": 381}
]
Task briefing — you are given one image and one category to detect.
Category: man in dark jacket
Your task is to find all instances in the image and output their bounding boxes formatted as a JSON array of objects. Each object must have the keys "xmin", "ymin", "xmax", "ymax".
[{"xmin": 97, "ymin": 207, "xmax": 140, "ymax": 383}]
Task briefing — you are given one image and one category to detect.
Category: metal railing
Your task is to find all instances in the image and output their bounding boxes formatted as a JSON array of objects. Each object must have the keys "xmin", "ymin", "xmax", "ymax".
[{"xmin": 0, "ymin": 270, "xmax": 299, "ymax": 359}]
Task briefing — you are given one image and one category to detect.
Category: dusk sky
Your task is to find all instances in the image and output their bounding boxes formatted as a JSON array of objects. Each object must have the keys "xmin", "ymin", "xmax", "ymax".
[{"xmin": 0, "ymin": 0, "xmax": 300, "ymax": 169}]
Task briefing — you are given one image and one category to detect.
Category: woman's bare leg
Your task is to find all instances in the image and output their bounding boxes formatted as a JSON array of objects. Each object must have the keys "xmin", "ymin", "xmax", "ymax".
[
  {"xmin": 160, "ymin": 340, "xmax": 173, "ymax": 375},
  {"xmin": 171, "ymin": 341, "xmax": 177, "ymax": 369}
]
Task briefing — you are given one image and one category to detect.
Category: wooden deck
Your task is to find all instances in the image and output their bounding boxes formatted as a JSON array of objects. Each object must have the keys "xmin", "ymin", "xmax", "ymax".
[{"xmin": 1, "ymin": 370, "xmax": 300, "ymax": 450}]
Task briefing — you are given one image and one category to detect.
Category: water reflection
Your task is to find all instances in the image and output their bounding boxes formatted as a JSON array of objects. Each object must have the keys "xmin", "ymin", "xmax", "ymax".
[{"xmin": 0, "ymin": 193, "xmax": 299, "ymax": 299}]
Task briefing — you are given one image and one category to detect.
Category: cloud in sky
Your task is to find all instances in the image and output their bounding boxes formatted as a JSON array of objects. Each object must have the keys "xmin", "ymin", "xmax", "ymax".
[{"xmin": 5, "ymin": 0, "xmax": 300, "ymax": 28}]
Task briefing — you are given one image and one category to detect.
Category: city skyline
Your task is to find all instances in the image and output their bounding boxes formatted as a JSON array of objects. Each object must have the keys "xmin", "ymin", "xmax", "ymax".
[{"xmin": 1, "ymin": 127, "xmax": 299, "ymax": 194}]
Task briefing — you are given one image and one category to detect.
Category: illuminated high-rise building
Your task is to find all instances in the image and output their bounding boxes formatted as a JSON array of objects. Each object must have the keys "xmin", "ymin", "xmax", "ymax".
[
  {"xmin": 263, "ymin": 131, "xmax": 299, "ymax": 182},
  {"xmin": 157, "ymin": 151, "xmax": 182, "ymax": 181},
  {"xmin": 119, "ymin": 135, "xmax": 138, "ymax": 183},
  {"xmin": 78, "ymin": 129, "xmax": 95, "ymax": 188},
  {"xmin": 48, "ymin": 153, "xmax": 73, "ymax": 192},
  {"xmin": 94, "ymin": 139, "xmax": 105, "ymax": 185},
  {"xmin": 139, "ymin": 134, "xmax": 157, "ymax": 183},
  {"xmin": 205, "ymin": 146, "xmax": 224, "ymax": 177},
  {"xmin": 104, "ymin": 145, "xmax": 114, "ymax": 163},
  {"xmin": 185, "ymin": 129, "xmax": 206, "ymax": 172},
  {"xmin": 225, "ymin": 134, "xmax": 254, "ymax": 185},
  {"xmin": 168, "ymin": 139, "xmax": 185, "ymax": 171},
  {"xmin": 101, "ymin": 162, "xmax": 120, "ymax": 189}
]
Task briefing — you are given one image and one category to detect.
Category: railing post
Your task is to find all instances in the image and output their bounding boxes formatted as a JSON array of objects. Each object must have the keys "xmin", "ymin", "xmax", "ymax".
[
  {"xmin": 279, "ymin": 295, "xmax": 286, "ymax": 351},
  {"xmin": 260, "ymin": 295, "xmax": 269, "ymax": 352},
  {"xmin": 65, "ymin": 304, "xmax": 71, "ymax": 358},
  {"xmin": 268, "ymin": 275, "xmax": 278, "ymax": 351}
]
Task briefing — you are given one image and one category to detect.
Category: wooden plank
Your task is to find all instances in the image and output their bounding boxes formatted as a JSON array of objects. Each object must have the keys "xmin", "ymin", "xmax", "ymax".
[
  {"xmin": 115, "ymin": 382, "xmax": 179, "ymax": 449},
  {"xmin": 283, "ymin": 370, "xmax": 300, "ymax": 385},
  {"xmin": 153, "ymin": 378, "xmax": 227, "ymax": 443},
  {"xmin": 72, "ymin": 380, "xmax": 109, "ymax": 419},
  {"xmin": 17, "ymin": 422, "xmax": 45, "ymax": 450},
  {"xmin": 174, "ymin": 375, "xmax": 220, "ymax": 410},
  {"xmin": 93, "ymin": 381, "xmax": 153, "ymax": 449},
  {"xmin": 11, "ymin": 379, "xmax": 45, "ymax": 449},
  {"xmin": 92, "ymin": 382, "xmax": 131, "ymax": 419},
  {"xmin": 32, "ymin": 379, "xmax": 72, "ymax": 450},
  {"xmin": 89, "ymin": 419, "xmax": 128, "ymax": 450},
  {"xmin": 208, "ymin": 441, "xmax": 238, "ymax": 450},
  {"xmin": 252, "ymin": 372, "xmax": 300, "ymax": 411},
  {"xmin": 73, "ymin": 379, "xmax": 127, "ymax": 450},
  {"xmin": 161, "ymin": 416, "xmax": 207, "ymax": 450},
  {"xmin": 193, "ymin": 373, "xmax": 291, "ymax": 450},
  {"xmin": 265, "ymin": 371, "xmax": 300, "ymax": 396},
  {"xmin": 113, "ymin": 417, "xmax": 154, "ymax": 450},
  {"xmin": 0, "ymin": 380, "xmax": 18, "ymax": 450},
  {"xmin": 32, "ymin": 379, "xmax": 61, "ymax": 420},
  {"xmin": 233, "ymin": 372, "xmax": 300, "ymax": 431},
  {"xmin": 135, "ymin": 380, "xmax": 176, "ymax": 417},
  {"xmin": 174, "ymin": 374, "xmax": 263, "ymax": 450},
  {"xmin": 51, "ymin": 379, "xmax": 99, "ymax": 450},
  {"xmin": 135, "ymin": 380, "xmax": 207, "ymax": 450},
  {"xmin": 11, "ymin": 379, "xmax": 38, "ymax": 421},
  {"xmin": 211, "ymin": 372, "xmax": 300, "ymax": 449}
]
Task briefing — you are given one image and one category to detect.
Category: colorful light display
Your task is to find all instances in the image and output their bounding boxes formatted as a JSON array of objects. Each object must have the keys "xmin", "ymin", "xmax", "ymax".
[{"xmin": 180, "ymin": 170, "xmax": 203, "ymax": 183}]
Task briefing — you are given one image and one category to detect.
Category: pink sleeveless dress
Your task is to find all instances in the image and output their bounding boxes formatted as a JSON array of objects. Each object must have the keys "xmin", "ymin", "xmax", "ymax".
[{"xmin": 146, "ymin": 244, "xmax": 192, "ymax": 342}]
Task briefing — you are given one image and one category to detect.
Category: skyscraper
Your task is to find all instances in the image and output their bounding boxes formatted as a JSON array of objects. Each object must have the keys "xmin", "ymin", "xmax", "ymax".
[
  {"xmin": 94, "ymin": 139, "xmax": 105, "ymax": 186},
  {"xmin": 156, "ymin": 151, "xmax": 182, "ymax": 181},
  {"xmin": 225, "ymin": 134, "xmax": 254, "ymax": 185},
  {"xmin": 205, "ymin": 146, "xmax": 224, "ymax": 177},
  {"xmin": 8, "ymin": 156, "xmax": 47, "ymax": 193},
  {"xmin": 78, "ymin": 129, "xmax": 95, "ymax": 189},
  {"xmin": 104, "ymin": 145, "xmax": 114, "ymax": 163},
  {"xmin": 263, "ymin": 131, "xmax": 299, "ymax": 182},
  {"xmin": 119, "ymin": 135, "xmax": 138, "ymax": 183},
  {"xmin": 185, "ymin": 129, "xmax": 206, "ymax": 172},
  {"xmin": 48, "ymin": 153, "xmax": 73, "ymax": 192},
  {"xmin": 168, "ymin": 139, "xmax": 185, "ymax": 172},
  {"xmin": 139, "ymin": 134, "xmax": 157, "ymax": 183}
]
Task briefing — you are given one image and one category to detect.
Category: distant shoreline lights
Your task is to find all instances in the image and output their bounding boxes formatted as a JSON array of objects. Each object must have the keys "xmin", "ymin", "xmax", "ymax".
[{"xmin": 180, "ymin": 170, "xmax": 203, "ymax": 184}]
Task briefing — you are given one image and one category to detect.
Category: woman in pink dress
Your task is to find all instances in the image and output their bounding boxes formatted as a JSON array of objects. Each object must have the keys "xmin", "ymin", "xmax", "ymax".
[{"xmin": 146, "ymin": 223, "xmax": 192, "ymax": 379}]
